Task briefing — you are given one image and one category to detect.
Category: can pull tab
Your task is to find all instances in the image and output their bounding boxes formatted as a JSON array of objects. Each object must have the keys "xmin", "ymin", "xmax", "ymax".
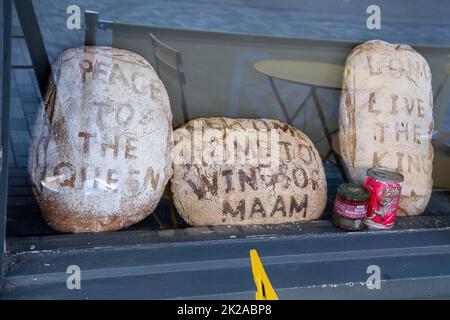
[{"xmin": 376, "ymin": 169, "xmax": 387, "ymax": 177}]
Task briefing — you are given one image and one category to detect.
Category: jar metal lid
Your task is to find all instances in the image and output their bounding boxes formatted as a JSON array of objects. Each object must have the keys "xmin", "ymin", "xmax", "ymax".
[
  {"xmin": 337, "ymin": 183, "xmax": 370, "ymax": 202},
  {"xmin": 367, "ymin": 167, "xmax": 404, "ymax": 183}
]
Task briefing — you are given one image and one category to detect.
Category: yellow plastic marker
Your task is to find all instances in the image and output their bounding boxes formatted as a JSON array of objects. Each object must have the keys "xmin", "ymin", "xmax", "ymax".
[{"xmin": 250, "ymin": 249, "xmax": 279, "ymax": 300}]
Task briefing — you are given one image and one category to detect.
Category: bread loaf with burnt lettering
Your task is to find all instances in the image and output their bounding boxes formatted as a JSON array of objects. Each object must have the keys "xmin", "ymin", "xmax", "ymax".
[
  {"xmin": 339, "ymin": 40, "xmax": 434, "ymax": 215},
  {"xmin": 170, "ymin": 118, "xmax": 327, "ymax": 226},
  {"xmin": 30, "ymin": 46, "xmax": 173, "ymax": 233}
]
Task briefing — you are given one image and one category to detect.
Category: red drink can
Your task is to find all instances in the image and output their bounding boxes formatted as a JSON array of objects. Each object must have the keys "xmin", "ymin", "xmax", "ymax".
[{"xmin": 363, "ymin": 168, "xmax": 404, "ymax": 230}]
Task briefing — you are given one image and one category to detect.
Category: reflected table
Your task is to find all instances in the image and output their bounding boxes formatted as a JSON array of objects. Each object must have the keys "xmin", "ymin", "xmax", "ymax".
[{"xmin": 254, "ymin": 59, "xmax": 346, "ymax": 179}]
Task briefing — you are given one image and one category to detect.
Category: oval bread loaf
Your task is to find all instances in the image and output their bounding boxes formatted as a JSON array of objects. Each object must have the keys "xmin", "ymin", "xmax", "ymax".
[
  {"xmin": 339, "ymin": 40, "xmax": 434, "ymax": 215},
  {"xmin": 30, "ymin": 46, "xmax": 173, "ymax": 233},
  {"xmin": 170, "ymin": 118, "xmax": 327, "ymax": 226}
]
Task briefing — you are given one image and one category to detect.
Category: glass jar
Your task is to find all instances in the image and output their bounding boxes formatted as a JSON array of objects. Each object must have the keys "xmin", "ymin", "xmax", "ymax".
[{"xmin": 332, "ymin": 183, "xmax": 370, "ymax": 231}]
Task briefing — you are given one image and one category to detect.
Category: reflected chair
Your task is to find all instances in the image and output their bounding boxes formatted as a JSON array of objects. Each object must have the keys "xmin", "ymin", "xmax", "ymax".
[
  {"xmin": 431, "ymin": 61, "xmax": 450, "ymax": 190},
  {"xmin": 434, "ymin": 62, "xmax": 450, "ymax": 101},
  {"xmin": 431, "ymin": 132, "xmax": 450, "ymax": 191},
  {"xmin": 149, "ymin": 33, "xmax": 190, "ymax": 228},
  {"xmin": 149, "ymin": 33, "xmax": 189, "ymax": 125}
]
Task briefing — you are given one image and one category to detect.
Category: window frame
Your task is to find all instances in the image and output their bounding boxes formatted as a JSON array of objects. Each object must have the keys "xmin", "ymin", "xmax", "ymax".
[
  {"xmin": 1, "ymin": 4, "xmax": 450, "ymax": 299},
  {"xmin": 0, "ymin": 0, "xmax": 12, "ymax": 280}
]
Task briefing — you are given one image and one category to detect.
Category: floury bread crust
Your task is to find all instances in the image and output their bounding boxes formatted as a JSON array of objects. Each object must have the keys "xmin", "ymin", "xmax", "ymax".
[
  {"xmin": 30, "ymin": 46, "xmax": 173, "ymax": 233},
  {"xmin": 170, "ymin": 118, "xmax": 327, "ymax": 226},
  {"xmin": 339, "ymin": 40, "xmax": 434, "ymax": 216}
]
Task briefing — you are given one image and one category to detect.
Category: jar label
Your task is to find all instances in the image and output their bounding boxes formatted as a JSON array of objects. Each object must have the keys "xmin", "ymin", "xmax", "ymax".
[{"xmin": 333, "ymin": 199, "xmax": 368, "ymax": 219}]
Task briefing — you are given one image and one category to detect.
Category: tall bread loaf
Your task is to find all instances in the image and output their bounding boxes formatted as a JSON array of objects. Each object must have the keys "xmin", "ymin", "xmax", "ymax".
[
  {"xmin": 170, "ymin": 118, "xmax": 327, "ymax": 226},
  {"xmin": 30, "ymin": 46, "xmax": 173, "ymax": 233},
  {"xmin": 339, "ymin": 40, "xmax": 434, "ymax": 215}
]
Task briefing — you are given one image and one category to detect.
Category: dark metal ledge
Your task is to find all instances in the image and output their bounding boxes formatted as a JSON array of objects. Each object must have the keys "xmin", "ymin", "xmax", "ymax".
[
  {"xmin": 2, "ymin": 216, "xmax": 450, "ymax": 299},
  {"xmin": 6, "ymin": 215, "xmax": 450, "ymax": 253}
]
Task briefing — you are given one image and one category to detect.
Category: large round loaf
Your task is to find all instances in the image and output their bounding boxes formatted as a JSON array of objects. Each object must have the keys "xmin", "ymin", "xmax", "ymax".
[
  {"xmin": 339, "ymin": 40, "xmax": 434, "ymax": 215},
  {"xmin": 170, "ymin": 118, "xmax": 327, "ymax": 226},
  {"xmin": 30, "ymin": 46, "xmax": 173, "ymax": 233}
]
